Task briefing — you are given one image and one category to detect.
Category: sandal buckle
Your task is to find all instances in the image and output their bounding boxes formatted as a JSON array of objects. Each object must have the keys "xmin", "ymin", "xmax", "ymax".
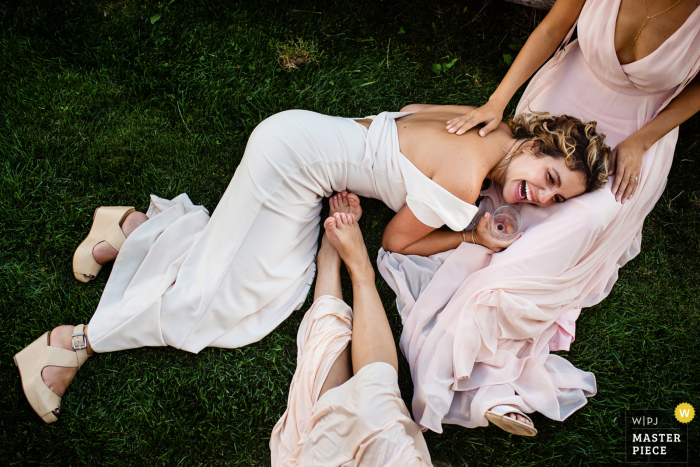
[{"xmin": 72, "ymin": 332, "xmax": 87, "ymax": 350}]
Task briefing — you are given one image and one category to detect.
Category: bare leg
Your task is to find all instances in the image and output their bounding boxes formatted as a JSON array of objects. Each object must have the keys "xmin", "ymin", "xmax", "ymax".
[
  {"xmin": 316, "ymin": 193, "xmax": 364, "ymax": 397},
  {"xmin": 315, "ymin": 232, "xmax": 352, "ymax": 398},
  {"xmin": 324, "ymin": 213, "xmax": 398, "ymax": 374},
  {"xmin": 323, "ymin": 212, "xmax": 532, "ymax": 426},
  {"xmin": 313, "ymin": 235, "xmax": 343, "ymax": 302},
  {"xmin": 318, "ymin": 345, "xmax": 352, "ymax": 398}
]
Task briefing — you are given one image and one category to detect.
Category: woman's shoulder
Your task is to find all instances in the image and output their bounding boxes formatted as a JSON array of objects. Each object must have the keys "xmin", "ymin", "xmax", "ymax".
[
  {"xmin": 437, "ymin": 126, "xmax": 512, "ymax": 203},
  {"xmin": 435, "ymin": 170, "xmax": 483, "ymax": 205}
]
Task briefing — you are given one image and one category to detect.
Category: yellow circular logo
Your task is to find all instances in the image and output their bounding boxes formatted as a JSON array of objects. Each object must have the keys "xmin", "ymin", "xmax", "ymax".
[{"xmin": 675, "ymin": 403, "xmax": 694, "ymax": 423}]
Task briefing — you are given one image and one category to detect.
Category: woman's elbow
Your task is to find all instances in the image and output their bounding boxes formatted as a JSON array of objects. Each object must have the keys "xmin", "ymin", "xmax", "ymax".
[
  {"xmin": 381, "ymin": 231, "xmax": 399, "ymax": 253},
  {"xmin": 381, "ymin": 235, "xmax": 393, "ymax": 252},
  {"xmin": 381, "ymin": 234, "xmax": 407, "ymax": 254}
]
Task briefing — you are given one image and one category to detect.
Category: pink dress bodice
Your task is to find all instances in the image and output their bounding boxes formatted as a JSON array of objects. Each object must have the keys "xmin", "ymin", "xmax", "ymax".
[
  {"xmin": 519, "ymin": 0, "xmax": 700, "ymax": 147},
  {"xmin": 579, "ymin": 0, "xmax": 700, "ymax": 94}
]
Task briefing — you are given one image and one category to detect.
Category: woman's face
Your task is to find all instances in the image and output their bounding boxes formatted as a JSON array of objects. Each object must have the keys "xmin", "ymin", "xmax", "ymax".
[{"xmin": 501, "ymin": 143, "xmax": 587, "ymax": 206}]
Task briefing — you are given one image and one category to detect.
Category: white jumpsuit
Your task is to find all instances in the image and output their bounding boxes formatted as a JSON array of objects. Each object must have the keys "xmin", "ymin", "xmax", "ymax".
[{"xmin": 87, "ymin": 110, "xmax": 478, "ymax": 354}]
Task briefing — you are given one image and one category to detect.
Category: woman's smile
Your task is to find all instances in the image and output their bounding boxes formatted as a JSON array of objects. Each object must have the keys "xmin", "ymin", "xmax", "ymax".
[{"xmin": 514, "ymin": 180, "xmax": 535, "ymax": 203}]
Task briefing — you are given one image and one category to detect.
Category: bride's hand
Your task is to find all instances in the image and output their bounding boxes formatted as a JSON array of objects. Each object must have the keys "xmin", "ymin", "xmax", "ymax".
[
  {"xmin": 446, "ymin": 100, "xmax": 506, "ymax": 137},
  {"xmin": 610, "ymin": 136, "xmax": 645, "ymax": 204},
  {"xmin": 473, "ymin": 213, "xmax": 523, "ymax": 252}
]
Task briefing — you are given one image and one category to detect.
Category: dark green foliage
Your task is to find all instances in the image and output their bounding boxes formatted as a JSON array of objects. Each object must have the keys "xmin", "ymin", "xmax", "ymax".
[{"xmin": 1, "ymin": 1, "xmax": 698, "ymax": 465}]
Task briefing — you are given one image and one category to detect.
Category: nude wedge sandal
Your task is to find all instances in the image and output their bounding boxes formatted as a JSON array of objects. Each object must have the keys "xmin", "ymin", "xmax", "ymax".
[
  {"xmin": 13, "ymin": 325, "xmax": 90, "ymax": 423},
  {"xmin": 73, "ymin": 206, "xmax": 135, "ymax": 282},
  {"xmin": 485, "ymin": 404, "xmax": 538, "ymax": 437}
]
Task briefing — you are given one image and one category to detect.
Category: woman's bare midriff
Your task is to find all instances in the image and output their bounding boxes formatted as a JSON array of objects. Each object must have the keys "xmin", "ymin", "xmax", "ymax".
[{"xmin": 355, "ymin": 119, "xmax": 372, "ymax": 129}]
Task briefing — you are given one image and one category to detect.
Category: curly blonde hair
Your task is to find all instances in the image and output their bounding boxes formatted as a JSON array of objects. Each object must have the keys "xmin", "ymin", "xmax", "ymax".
[{"xmin": 507, "ymin": 112, "xmax": 610, "ymax": 193}]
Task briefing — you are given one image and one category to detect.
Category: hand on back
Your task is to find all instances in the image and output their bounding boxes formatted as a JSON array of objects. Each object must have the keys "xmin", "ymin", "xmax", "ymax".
[{"xmin": 446, "ymin": 100, "xmax": 506, "ymax": 137}]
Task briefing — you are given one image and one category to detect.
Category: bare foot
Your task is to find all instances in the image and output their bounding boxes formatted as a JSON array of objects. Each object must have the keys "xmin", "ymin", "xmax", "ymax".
[
  {"xmin": 86, "ymin": 211, "xmax": 148, "ymax": 279},
  {"xmin": 41, "ymin": 325, "xmax": 93, "ymax": 416},
  {"xmin": 323, "ymin": 213, "xmax": 374, "ymax": 283},
  {"xmin": 329, "ymin": 191, "xmax": 362, "ymax": 222}
]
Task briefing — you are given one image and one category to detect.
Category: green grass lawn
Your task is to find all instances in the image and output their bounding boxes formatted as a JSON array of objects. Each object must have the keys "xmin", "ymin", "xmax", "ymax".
[{"xmin": 1, "ymin": 0, "xmax": 698, "ymax": 465}]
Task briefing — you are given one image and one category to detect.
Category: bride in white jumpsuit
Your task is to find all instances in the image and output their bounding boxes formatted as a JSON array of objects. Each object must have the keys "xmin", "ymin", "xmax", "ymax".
[{"xmin": 88, "ymin": 110, "xmax": 477, "ymax": 353}]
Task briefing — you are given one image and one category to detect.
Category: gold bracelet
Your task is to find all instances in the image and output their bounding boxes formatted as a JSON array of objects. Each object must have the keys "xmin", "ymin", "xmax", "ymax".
[
  {"xmin": 462, "ymin": 230, "xmax": 467, "ymax": 243},
  {"xmin": 472, "ymin": 229, "xmax": 476, "ymax": 245}
]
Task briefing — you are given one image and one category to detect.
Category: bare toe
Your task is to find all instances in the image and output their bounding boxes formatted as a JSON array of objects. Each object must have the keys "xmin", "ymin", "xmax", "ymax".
[
  {"xmin": 516, "ymin": 414, "xmax": 533, "ymax": 426},
  {"xmin": 336, "ymin": 212, "xmax": 352, "ymax": 226},
  {"xmin": 328, "ymin": 191, "xmax": 362, "ymax": 221}
]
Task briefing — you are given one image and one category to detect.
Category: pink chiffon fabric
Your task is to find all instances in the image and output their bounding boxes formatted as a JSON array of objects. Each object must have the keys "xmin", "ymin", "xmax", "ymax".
[
  {"xmin": 270, "ymin": 296, "xmax": 431, "ymax": 466},
  {"xmin": 378, "ymin": 0, "xmax": 700, "ymax": 432}
]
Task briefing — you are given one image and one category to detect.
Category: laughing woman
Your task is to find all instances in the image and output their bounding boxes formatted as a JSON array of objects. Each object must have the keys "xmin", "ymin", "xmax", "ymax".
[{"xmin": 13, "ymin": 106, "xmax": 609, "ymax": 423}]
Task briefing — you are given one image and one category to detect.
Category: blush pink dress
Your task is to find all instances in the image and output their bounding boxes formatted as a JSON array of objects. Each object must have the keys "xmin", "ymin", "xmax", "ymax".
[
  {"xmin": 269, "ymin": 296, "xmax": 431, "ymax": 466},
  {"xmin": 378, "ymin": 0, "xmax": 700, "ymax": 432}
]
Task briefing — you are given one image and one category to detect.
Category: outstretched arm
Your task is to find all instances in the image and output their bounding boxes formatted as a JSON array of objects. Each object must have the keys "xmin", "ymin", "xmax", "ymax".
[
  {"xmin": 382, "ymin": 205, "xmax": 520, "ymax": 255},
  {"xmin": 446, "ymin": 0, "xmax": 585, "ymax": 136}
]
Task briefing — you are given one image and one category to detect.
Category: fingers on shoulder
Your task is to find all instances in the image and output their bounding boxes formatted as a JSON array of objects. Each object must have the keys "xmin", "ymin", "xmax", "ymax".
[{"xmin": 483, "ymin": 118, "xmax": 500, "ymax": 133}]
